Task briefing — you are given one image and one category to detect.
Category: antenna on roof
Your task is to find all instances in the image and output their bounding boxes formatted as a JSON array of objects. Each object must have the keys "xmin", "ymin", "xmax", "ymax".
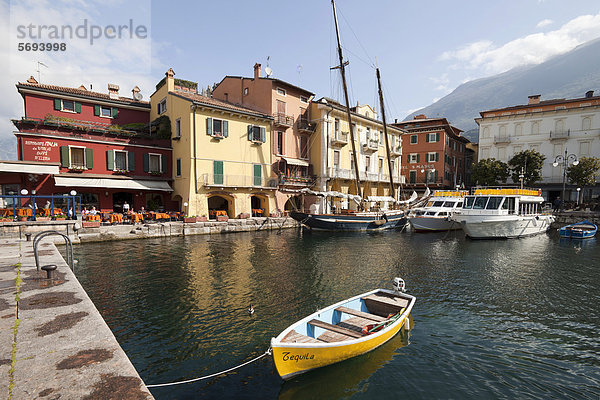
[
  {"xmin": 265, "ymin": 56, "xmax": 273, "ymax": 77},
  {"xmin": 297, "ymin": 64, "xmax": 303, "ymax": 85},
  {"xmin": 36, "ymin": 61, "xmax": 48, "ymax": 82}
]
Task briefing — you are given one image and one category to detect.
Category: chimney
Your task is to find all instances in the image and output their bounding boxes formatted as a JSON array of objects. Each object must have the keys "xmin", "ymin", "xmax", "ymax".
[
  {"xmin": 26, "ymin": 76, "xmax": 38, "ymax": 84},
  {"xmin": 224, "ymin": 92, "xmax": 228, "ymax": 102},
  {"xmin": 78, "ymin": 85, "xmax": 87, "ymax": 91},
  {"xmin": 585, "ymin": 90, "xmax": 594, "ymax": 98},
  {"xmin": 414, "ymin": 114, "xmax": 427, "ymax": 120},
  {"xmin": 528, "ymin": 94, "xmax": 541, "ymax": 105},
  {"xmin": 253, "ymin": 63, "xmax": 261, "ymax": 80},
  {"xmin": 132, "ymin": 86, "xmax": 141, "ymax": 100},
  {"xmin": 108, "ymin": 83, "xmax": 120, "ymax": 99},
  {"xmin": 165, "ymin": 68, "xmax": 175, "ymax": 91}
]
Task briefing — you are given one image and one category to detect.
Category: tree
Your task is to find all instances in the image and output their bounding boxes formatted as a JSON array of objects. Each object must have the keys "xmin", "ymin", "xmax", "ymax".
[
  {"xmin": 567, "ymin": 157, "xmax": 600, "ymax": 201},
  {"xmin": 471, "ymin": 158, "xmax": 509, "ymax": 186},
  {"xmin": 508, "ymin": 150, "xmax": 545, "ymax": 186}
]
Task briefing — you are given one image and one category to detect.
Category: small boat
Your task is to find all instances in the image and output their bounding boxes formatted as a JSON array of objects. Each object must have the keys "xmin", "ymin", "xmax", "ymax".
[
  {"xmin": 408, "ymin": 190, "xmax": 467, "ymax": 232},
  {"xmin": 559, "ymin": 220, "xmax": 598, "ymax": 239},
  {"xmin": 290, "ymin": 209, "xmax": 407, "ymax": 231},
  {"xmin": 452, "ymin": 187, "xmax": 555, "ymax": 239},
  {"xmin": 271, "ymin": 278, "xmax": 416, "ymax": 380}
]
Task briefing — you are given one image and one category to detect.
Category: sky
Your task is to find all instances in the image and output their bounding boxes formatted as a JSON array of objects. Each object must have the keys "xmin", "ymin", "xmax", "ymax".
[{"xmin": 1, "ymin": 0, "xmax": 600, "ymax": 158}]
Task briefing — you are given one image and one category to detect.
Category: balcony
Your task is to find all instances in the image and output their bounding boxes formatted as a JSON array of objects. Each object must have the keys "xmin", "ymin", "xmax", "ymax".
[
  {"xmin": 298, "ymin": 118, "xmax": 317, "ymax": 134},
  {"xmin": 273, "ymin": 112, "xmax": 294, "ymax": 128},
  {"xmin": 362, "ymin": 139, "xmax": 379, "ymax": 152},
  {"xmin": 493, "ymin": 135, "xmax": 511, "ymax": 144},
  {"xmin": 331, "ymin": 131, "xmax": 349, "ymax": 146},
  {"xmin": 200, "ymin": 173, "xmax": 278, "ymax": 189},
  {"xmin": 279, "ymin": 175, "xmax": 316, "ymax": 188},
  {"xmin": 549, "ymin": 129, "xmax": 570, "ymax": 140},
  {"xmin": 327, "ymin": 168, "xmax": 402, "ymax": 184},
  {"xmin": 390, "ymin": 146, "xmax": 402, "ymax": 156}
]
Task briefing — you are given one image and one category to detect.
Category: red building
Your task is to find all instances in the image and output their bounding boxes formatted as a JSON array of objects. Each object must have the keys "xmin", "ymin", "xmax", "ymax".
[
  {"xmin": 393, "ymin": 115, "xmax": 470, "ymax": 191},
  {"xmin": 8, "ymin": 76, "xmax": 176, "ymax": 213}
]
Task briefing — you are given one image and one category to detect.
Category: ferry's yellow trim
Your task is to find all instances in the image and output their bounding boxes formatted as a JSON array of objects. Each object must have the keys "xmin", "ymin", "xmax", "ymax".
[
  {"xmin": 432, "ymin": 190, "xmax": 468, "ymax": 197},
  {"xmin": 272, "ymin": 314, "xmax": 407, "ymax": 379},
  {"xmin": 474, "ymin": 188, "xmax": 541, "ymax": 196}
]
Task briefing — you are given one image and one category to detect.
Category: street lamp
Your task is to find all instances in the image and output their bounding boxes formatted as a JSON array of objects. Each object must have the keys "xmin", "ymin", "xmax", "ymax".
[
  {"xmin": 552, "ymin": 149, "xmax": 578, "ymax": 209},
  {"xmin": 183, "ymin": 202, "xmax": 188, "ymax": 216},
  {"xmin": 576, "ymin": 187, "xmax": 581, "ymax": 205}
]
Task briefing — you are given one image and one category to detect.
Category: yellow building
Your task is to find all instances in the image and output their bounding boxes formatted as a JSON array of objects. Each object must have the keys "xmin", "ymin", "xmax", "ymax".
[
  {"xmin": 309, "ymin": 97, "xmax": 405, "ymax": 212},
  {"xmin": 150, "ymin": 69, "xmax": 276, "ymax": 218}
]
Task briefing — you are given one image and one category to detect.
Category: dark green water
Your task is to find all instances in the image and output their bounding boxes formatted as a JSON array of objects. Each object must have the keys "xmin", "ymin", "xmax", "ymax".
[{"xmin": 72, "ymin": 229, "xmax": 600, "ymax": 399}]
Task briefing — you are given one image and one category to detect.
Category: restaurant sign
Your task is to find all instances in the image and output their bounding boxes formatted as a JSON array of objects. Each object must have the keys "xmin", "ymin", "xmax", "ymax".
[
  {"xmin": 400, "ymin": 163, "xmax": 434, "ymax": 171},
  {"xmin": 22, "ymin": 139, "xmax": 59, "ymax": 162}
]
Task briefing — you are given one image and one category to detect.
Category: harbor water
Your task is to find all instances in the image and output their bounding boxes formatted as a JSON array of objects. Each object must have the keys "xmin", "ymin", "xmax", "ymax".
[{"xmin": 72, "ymin": 229, "xmax": 600, "ymax": 399}]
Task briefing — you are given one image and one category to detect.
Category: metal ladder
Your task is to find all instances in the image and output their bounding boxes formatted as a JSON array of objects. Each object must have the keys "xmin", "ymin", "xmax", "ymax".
[{"xmin": 32, "ymin": 230, "xmax": 75, "ymax": 272}]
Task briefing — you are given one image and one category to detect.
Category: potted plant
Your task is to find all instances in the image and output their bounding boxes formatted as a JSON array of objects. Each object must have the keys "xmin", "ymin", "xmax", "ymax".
[
  {"xmin": 197, "ymin": 214, "xmax": 208, "ymax": 222},
  {"xmin": 183, "ymin": 215, "xmax": 198, "ymax": 223}
]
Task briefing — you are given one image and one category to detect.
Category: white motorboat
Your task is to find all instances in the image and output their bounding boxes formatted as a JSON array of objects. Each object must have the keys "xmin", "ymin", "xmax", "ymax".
[
  {"xmin": 452, "ymin": 188, "xmax": 555, "ymax": 239},
  {"xmin": 408, "ymin": 191, "xmax": 466, "ymax": 232}
]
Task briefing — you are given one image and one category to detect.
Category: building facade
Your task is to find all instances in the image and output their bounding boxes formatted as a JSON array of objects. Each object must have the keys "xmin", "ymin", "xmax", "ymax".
[
  {"xmin": 151, "ymin": 69, "xmax": 276, "ymax": 218},
  {"xmin": 393, "ymin": 115, "xmax": 469, "ymax": 191},
  {"xmin": 11, "ymin": 77, "xmax": 176, "ymax": 213},
  {"xmin": 476, "ymin": 92, "xmax": 600, "ymax": 201},
  {"xmin": 212, "ymin": 63, "xmax": 315, "ymax": 212},
  {"xmin": 309, "ymin": 97, "xmax": 405, "ymax": 212}
]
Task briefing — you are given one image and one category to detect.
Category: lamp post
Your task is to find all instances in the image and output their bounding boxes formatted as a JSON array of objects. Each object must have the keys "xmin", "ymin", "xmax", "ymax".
[
  {"xmin": 69, "ymin": 190, "xmax": 77, "ymax": 220},
  {"xmin": 183, "ymin": 202, "xmax": 188, "ymax": 217},
  {"xmin": 552, "ymin": 149, "xmax": 578, "ymax": 209},
  {"xmin": 576, "ymin": 187, "xmax": 581, "ymax": 206}
]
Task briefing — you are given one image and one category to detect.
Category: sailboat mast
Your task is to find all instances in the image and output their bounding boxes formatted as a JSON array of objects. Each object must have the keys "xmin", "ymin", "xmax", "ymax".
[
  {"xmin": 331, "ymin": 0, "xmax": 363, "ymax": 203},
  {"xmin": 376, "ymin": 68, "xmax": 395, "ymax": 201}
]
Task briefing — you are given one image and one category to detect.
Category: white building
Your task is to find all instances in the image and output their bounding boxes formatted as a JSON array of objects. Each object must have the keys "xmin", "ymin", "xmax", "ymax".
[{"xmin": 476, "ymin": 91, "xmax": 600, "ymax": 202}]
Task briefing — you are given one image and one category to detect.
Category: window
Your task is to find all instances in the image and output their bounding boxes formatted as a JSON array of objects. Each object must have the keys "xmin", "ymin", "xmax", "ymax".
[
  {"xmin": 486, "ymin": 197, "xmax": 503, "ymax": 210},
  {"xmin": 100, "ymin": 106, "xmax": 112, "ymax": 118},
  {"xmin": 365, "ymin": 155, "xmax": 371, "ymax": 172},
  {"xmin": 253, "ymin": 164, "xmax": 262, "ymax": 187},
  {"xmin": 71, "ymin": 147, "xmax": 85, "ymax": 168},
  {"xmin": 158, "ymin": 98, "xmax": 167, "ymax": 114},
  {"xmin": 248, "ymin": 125, "xmax": 266, "ymax": 143},
  {"xmin": 582, "ymin": 117, "xmax": 591, "ymax": 130},
  {"xmin": 277, "ymin": 131, "xmax": 284, "ymax": 155},
  {"xmin": 115, "ymin": 151, "xmax": 127, "ymax": 171},
  {"xmin": 531, "ymin": 121, "xmax": 539, "ymax": 135},
  {"xmin": 333, "ymin": 150, "xmax": 340, "ymax": 167},
  {"xmin": 300, "ymin": 95, "xmax": 309, "ymax": 103},
  {"xmin": 149, "ymin": 154, "xmax": 162, "ymax": 173},
  {"xmin": 473, "ymin": 197, "xmax": 488, "ymax": 209},
  {"xmin": 409, "ymin": 153, "xmax": 419, "ymax": 163},
  {"xmin": 482, "ymin": 127, "xmax": 489, "ymax": 139},
  {"xmin": 54, "ymin": 98, "xmax": 81, "ymax": 113},
  {"xmin": 143, "ymin": 153, "xmax": 165, "ymax": 174},
  {"xmin": 410, "ymin": 135, "xmax": 417, "ymax": 144},
  {"xmin": 350, "ymin": 152, "xmax": 355, "ymax": 171},
  {"xmin": 300, "ymin": 135, "xmax": 309, "ymax": 159},
  {"xmin": 463, "ymin": 197, "xmax": 474, "ymax": 209},
  {"xmin": 334, "ymin": 118, "xmax": 340, "ymax": 135},
  {"xmin": 427, "ymin": 152, "xmax": 438, "ymax": 162},
  {"xmin": 579, "ymin": 141, "xmax": 591, "ymax": 156},
  {"xmin": 379, "ymin": 157, "xmax": 384, "ymax": 173},
  {"xmin": 409, "ymin": 170, "xmax": 417, "ymax": 184},
  {"xmin": 61, "ymin": 146, "xmax": 92, "ymax": 170},
  {"xmin": 176, "ymin": 158, "xmax": 181, "ymax": 177},
  {"xmin": 515, "ymin": 123, "xmax": 523, "ymax": 136},
  {"xmin": 244, "ymin": 87, "xmax": 249, "ymax": 96},
  {"xmin": 366, "ymin": 127, "xmax": 371, "ymax": 140},
  {"xmin": 426, "ymin": 133, "xmax": 439, "ymax": 142},
  {"xmin": 207, "ymin": 118, "xmax": 228, "ymax": 138},
  {"xmin": 213, "ymin": 160, "xmax": 223, "ymax": 185},
  {"xmin": 276, "ymin": 87, "xmax": 286, "ymax": 96},
  {"xmin": 62, "ymin": 100, "xmax": 75, "ymax": 112},
  {"xmin": 555, "ymin": 119, "xmax": 565, "ymax": 133},
  {"xmin": 175, "ymin": 118, "xmax": 181, "ymax": 138}
]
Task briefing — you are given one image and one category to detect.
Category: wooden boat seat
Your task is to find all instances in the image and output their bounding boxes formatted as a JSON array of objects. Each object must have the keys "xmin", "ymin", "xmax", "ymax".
[
  {"xmin": 308, "ymin": 319, "xmax": 364, "ymax": 339},
  {"xmin": 362, "ymin": 293, "xmax": 410, "ymax": 316},
  {"xmin": 281, "ymin": 330, "xmax": 323, "ymax": 344},
  {"xmin": 335, "ymin": 306, "xmax": 386, "ymax": 322}
]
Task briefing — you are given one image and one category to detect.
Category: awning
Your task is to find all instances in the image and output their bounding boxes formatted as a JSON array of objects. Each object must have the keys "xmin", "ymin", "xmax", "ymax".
[
  {"xmin": 366, "ymin": 196, "xmax": 395, "ymax": 202},
  {"xmin": 0, "ymin": 161, "xmax": 59, "ymax": 175},
  {"xmin": 54, "ymin": 176, "xmax": 173, "ymax": 192},
  {"xmin": 282, "ymin": 157, "xmax": 309, "ymax": 167}
]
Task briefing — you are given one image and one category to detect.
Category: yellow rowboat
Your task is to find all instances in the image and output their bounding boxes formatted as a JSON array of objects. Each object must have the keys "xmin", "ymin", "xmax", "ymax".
[{"xmin": 271, "ymin": 279, "xmax": 416, "ymax": 380}]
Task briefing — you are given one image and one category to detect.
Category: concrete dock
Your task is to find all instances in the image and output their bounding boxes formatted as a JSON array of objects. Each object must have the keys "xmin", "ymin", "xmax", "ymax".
[{"xmin": 0, "ymin": 237, "xmax": 154, "ymax": 399}]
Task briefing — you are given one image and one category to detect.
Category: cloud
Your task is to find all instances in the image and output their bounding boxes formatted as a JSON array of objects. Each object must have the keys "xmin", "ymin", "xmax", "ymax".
[
  {"xmin": 438, "ymin": 11, "xmax": 600, "ymax": 76},
  {"xmin": 536, "ymin": 19, "xmax": 553, "ymax": 28}
]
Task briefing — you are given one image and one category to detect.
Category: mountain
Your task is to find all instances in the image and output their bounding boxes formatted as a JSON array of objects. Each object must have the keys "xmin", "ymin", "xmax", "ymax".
[
  {"xmin": 405, "ymin": 37, "xmax": 600, "ymax": 143},
  {"xmin": 0, "ymin": 136, "xmax": 17, "ymax": 161}
]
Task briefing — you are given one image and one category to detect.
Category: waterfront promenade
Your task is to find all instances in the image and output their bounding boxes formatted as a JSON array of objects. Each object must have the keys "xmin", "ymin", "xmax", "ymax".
[{"xmin": 0, "ymin": 237, "xmax": 154, "ymax": 399}]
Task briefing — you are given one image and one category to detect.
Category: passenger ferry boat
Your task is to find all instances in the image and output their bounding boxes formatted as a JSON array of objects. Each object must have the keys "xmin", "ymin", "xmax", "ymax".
[
  {"xmin": 452, "ymin": 188, "xmax": 555, "ymax": 239},
  {"xmin": 407, "ymin": 190, "xmax": 467, "ymax": 232}
]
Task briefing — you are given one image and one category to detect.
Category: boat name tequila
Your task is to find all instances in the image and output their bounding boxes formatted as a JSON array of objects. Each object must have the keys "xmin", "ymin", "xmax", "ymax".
[{"xmin": 281, "ymin": 352, "xmax": 315, "ymax": 362}]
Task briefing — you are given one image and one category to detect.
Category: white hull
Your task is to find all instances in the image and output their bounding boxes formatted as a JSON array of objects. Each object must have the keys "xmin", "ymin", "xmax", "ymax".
[
  {"xmin": 408, "ymin": 217, "xmax": 461, "ymax": 232},
  {"xmin": 456, "ymin": 215, "xmax": 555, "ymax": 239}
]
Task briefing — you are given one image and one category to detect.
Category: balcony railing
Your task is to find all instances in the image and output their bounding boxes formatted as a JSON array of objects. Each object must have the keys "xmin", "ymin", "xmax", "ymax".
[
  {"xmin": 549, "ymin": 129, "xmax": 570, "ymax": 140},
  {"xmin": 362, "ymin": 139, "xmax": 379, "ymax": 152},
  {"xmin": 493, "ymin": 135, "xmax": 511, "ymax": 144},
  {"xmin": 331, "ymin": 131, "xmax": 349, "ymax": 146},
  {"xmin": 273, "ymin": 112, "xmax": 294, "ymax": 127},
  {"xmin": 298, "ymin": 118, "xmax": 317, "ymax": 133},
  {"xmin": 328, "ymin": 168, "xmax": 403, "ymax": 183},
  {"xmin": 391, "ymin": 146, "xmax": 402, "ymax": 156},
  {"xmin": 279, "ymin": 175, "xmax": 316, "ymax": 187},
  {"xmin": 201, "ymin": 173, "xmax": 278, "ymax": 188}
]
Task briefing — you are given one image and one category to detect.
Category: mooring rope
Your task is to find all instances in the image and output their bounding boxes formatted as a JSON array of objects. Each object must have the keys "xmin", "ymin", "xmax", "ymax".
[{"xmin": 146, "ymin": 348, "xmax": 272, "ymax": 388}]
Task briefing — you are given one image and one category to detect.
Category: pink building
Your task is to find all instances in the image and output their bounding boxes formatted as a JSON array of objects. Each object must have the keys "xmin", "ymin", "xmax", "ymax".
[{"xmin": 212, "ymin": 63, "xmax": 315, "ymax": 212}]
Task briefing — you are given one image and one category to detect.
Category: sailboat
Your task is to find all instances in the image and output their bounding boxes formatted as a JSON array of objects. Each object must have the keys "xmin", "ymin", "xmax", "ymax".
[{"xmin": 290, "ymin": 0, "xmax": 408, "ymax": 231}]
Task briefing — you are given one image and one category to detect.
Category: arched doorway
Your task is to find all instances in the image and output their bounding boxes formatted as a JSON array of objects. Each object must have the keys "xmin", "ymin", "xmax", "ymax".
[
  {"xmin": 284, "ymin": 196, "xmax": 302, "ymax": 213},
  {"xmin": 112, "ymin": 192, "xmax": 133, "ymax": 213},
  {"xmin": 208, "ymin": 194, "xmax": 232, "ymax": 219},
  {"xmin": 250, "ymin": 194, "xmax": 269, "ymax": 217}
]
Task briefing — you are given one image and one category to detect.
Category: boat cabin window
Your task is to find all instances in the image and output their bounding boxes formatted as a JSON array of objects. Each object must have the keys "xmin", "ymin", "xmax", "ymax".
[
  {"xmin": 415, "ymin": 210, "xmax": 425, "ymax": 216},
  {"xmin": 443, "ymin": 201, "xmax": 456, "ymax": 208},
  {"xmin": 501, "ymin": 198, "xmax": 509, "ymax": 210},
  {"xmin": 426, "ymin": 211, "xmax": 436, "ymax": 216},
  {"xmin": 457, "ymin": 202, "xmax": 463, "ymax": 208},
  {"xmin": 485, "ymin": 196, "xmax": 503, "ymax": 210},
  {"xmin": 507, "ymin": 197, "xmax": 516, "ymax": 214},
  {"xmin": 438, "ymin": 212, "xmax": 448, "ymax": 216},
  {"xmin": 426, "ymin": 201, "xmax": 434, "ymax": 207},
  {"xmin": 463, "ymin": 196, "xmax": 475, "ymax": 209},
  {"xmin": 472, "ymin": 197, "xmax": 488, "ymax": 209},
  {"xmin": 432, "ymin": 201, "xmax": 444, "ymax": 207}
]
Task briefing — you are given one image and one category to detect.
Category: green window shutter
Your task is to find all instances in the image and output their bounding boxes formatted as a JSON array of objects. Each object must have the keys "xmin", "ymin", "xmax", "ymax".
[
  {"xmin": 106, "ymin": 150, "xmax": 114, "ymax": 170},
  {"xmin": 223, "ymin": 121, "xmax": 228, "ymax": 137},
  {"xmin": 416, "ymin": 154, "xmax": 420, "ymax": 163},
  {"xmin": 161, "ymin": 154, "xmax": 167, "ymax": 173},
  {"xmin": 128, "ymin": 151, "xmax": 135, "ymax": 171},
  {"xmin": 54, "ymin": 99, "xmax": 62, "ymax": 110},
  {"xmin": 75, "ymin": 102, "xmax": 82, "ymax": 113},
  {"xmin": 94, "ymin": 105, "xmax": 100, "ymax": 116},
  {"xmin": 176, "ymin": 159, "xmax": 181, "ymax": 176},
  {"xmin": 85, "ymin": 148, "xmax": 93, "ymax": 169},
  {"xmin": 435, "ymin": 152, "xmax": 439, "ymax": 162},
  {"xmin": 213, "ymin": 160, "xmax": 223, "ymax": 185},
  {"xmin": 425, "ymin": 134, "xmax": 429, "ymax": 143},
  {"xmin": 260, "ymin": 127, "xmax": 266, "ymax": 143},
  {"xmin": 253, "ymin": 164, "xmax": 262, "ymax": 186},
  {"xmin": 112, "ymin": 107, "xmax": 119, "ymax": 118},
  {"xmin": 247, "ymin": 125, "xmax": 253, "ymax": 141},
  {"xmin": 60, "ymin": 146, "xmax": 69, "ymax": 167},
  {"xmin": 436, "ymin": 133, "xmax": 440, "ymax": 142},
  {"xmin": 143, "ymin": 153, "xmax": 149, "ymax": 172},
  {"xmin": 206, "ymin": 118, "xmax": 213, "ymax": 135}
]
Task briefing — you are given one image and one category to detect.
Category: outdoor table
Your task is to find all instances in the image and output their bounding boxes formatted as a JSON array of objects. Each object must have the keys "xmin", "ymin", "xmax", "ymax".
[
  {"xmin": 154, "ymin": 212, "xmax": 170, "ymax": 220},
  {"xmin": 252, "ymin": 209, "xmax": 263, "ymax": 216},
  {"xmin": 17, "ymin": 208, "xmax": 33, "ymax": 217},
  {"xmin": 85, "ymin": 214, "xmax": 101, "ymax": 221},
  {"xmin": 216, "ymin": 210, "xmax": 227, "ymax": 217},
  {"xmin": 109, "ymin": 213, "xmax": 123, "ymax": 224},
  {"xmin": 0, "ymin": 209, "xmax": 12, "ymax": 217},
  {"xmin": 130, "ymin": 213, "xmax": 144, "ymax": 223}
]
